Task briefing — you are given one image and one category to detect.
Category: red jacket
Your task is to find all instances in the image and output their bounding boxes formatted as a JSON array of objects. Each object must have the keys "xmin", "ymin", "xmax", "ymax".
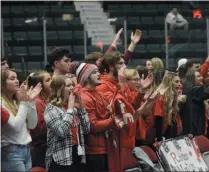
[
  {"xmin": 113, "ymin": 90, "xmax": 138, "ymax": 170},
  {"xmin": 97, "ymin": 74, "xmax": 119, "ymax": 103},
  {"xmin": 96, "ymin": 75, "xmax": 123, "ymax": 172},
  {"xmin": 80, "ymin": 87, "xmax": 114, "ymax": 154},
  {"xmin": 201, "ymin": 61, "xmax": 209, "ymax": 78},
  {"xmin": 154, "ymin": 95, "xmax": 182, "ymax": 136}
]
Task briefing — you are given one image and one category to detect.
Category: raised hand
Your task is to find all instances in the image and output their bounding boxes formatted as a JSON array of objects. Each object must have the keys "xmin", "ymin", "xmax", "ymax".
[
  {"xmin": 27, "ymin": 82, "xmax": 42, "ymax": 101},
  {"xmin": 155, "ymin": 84, "xmax": 168, "ymax": 96},
  {"xmin": 131, "ymin": 29, "xmax": 142, "ymax": 44},
  {"xmin": 114, "ymin": 28, "xmax": 124, "ymax": 44},
  {"xmin": 140, "ymin": 73, "xmax": 153, "ymax": 89}
]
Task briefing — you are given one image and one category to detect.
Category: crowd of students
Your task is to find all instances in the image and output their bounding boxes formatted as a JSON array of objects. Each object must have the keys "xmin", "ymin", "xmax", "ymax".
[{"xmin": 1, "ymin": 28, "xmax": 209, "ymax": 172}]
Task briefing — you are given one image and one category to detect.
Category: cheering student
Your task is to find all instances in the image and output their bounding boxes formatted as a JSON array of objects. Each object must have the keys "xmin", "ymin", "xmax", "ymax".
[
  {"xmin": 44, "ymin": 75, "xmax": 90, "ymax": 172},
  {"xmin": 154, "ymin": 72, "xmax": 181, "ymax": 141},
  {"xmin": 144, "ymin": 60, "xmax": 153, "ymax": 74},
  {"xmin": 1, "ymin": 69, "xmax": 42, "ymax": 172},
  {"xmin": 76, "ymin": 63, "xmax": 116, "ymax": 172},
  {"xmin": 27, "ymin": 71, "xmax": 52, "ymax": 168}
]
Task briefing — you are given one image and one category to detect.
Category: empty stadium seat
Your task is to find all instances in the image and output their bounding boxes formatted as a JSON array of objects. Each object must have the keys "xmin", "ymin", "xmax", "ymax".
[
  {"xmin": 54, "ymin": 17, "xmax": 69, "ymax": 26},
  {"xmin": 28, "ymin": 32, "xmax": 42, "ymax": 40},
  {"xmin": 4, "ymin": 46, "xmax": 13, "ymax": 56},
  {"xmin": 28, "ymin": 46, "xmax": 43, "ymax": 56},
  {"xmin": 13, "ymin": 32, "xmax": 27, "ymax": 41},
  {"xmin": 11, "ymin": 5, "xmax": 24, "ymax": 15},
  {"xmin": 58, "ymin": 31, "xmax": 73, "ymax": 39},
  {"xmin": 12, "ymin": 18, "xmax": 26, "ymax": 26},
  {"xmin": 74, "ymin": 31, "xmax": 84, "ymax": 39},
  {"xmin": 3, "ymin": 18, "xmax": 11, "ymax": 27},
  {"xmin": 2, "ymin": 6, "xmax": 10, "ymax": 15},
  {"xmin": 4, "ymin": 32, "xmax": 12, "ymax": 41},
  {"xmin": 13, "ymin": 46, "xmax": 28, "ymax": 56},
  {"xmin": 47, "ymin": 31, "xmax": 58, "ymax": 40}
]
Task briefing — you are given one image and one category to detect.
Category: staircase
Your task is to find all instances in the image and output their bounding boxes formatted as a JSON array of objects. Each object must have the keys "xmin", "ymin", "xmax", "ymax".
[{"xmin": 74, "ymin": 1, "xmax": 116, "ymax": 45}]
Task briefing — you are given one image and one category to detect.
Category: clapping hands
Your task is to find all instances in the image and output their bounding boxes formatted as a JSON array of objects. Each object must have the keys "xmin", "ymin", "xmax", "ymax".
[{"xmin": 16, "ymin": 82, "xmax": 42, "ymax": 102}]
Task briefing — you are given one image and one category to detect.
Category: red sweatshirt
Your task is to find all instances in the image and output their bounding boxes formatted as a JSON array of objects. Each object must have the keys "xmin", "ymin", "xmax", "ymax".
[
  {"xmin": 30, "ymin": 97, "xmax": 47, "ymax": 146},
  {"xmin": 201, "ymin": 61, "xmax": 209, "ymax": 78},
  {"xmin": 113, "ymin": 91, "xmax": 138, "ymax": 170},
  {"xmin": 1, "ymin": 107, "xmax": 10, "ymax": 128}
]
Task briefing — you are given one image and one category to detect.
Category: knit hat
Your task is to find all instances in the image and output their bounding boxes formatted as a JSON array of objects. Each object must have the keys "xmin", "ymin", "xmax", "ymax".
[
  {"xmin": 76, "ymin": 63, "xmax": 98, "ymax": 86},
  {"xmin": 69, "ymin": 61, "xmax": 80, "ymax": 74}
]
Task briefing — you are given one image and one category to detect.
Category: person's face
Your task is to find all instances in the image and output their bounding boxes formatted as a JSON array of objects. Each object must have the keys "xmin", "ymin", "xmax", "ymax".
[
  {"xmin": 203, "ymin": 69, "xmax": 209, "ymax": 84},
  {"xmin": 54, "ymin": 56, "xmax": 71, "ymax": 74},
  {"xmin": 127, "ymin": 73, "xmax": 140, "ymax": 91},
  {"xmin": 173, "ymin": 8, "xmax": 178, "ymax": 15},
  {"xmin": 1, "ymin": 60, "xmax": 9, "ymax": 71},
  {"xmin": 191, "ymin": 63, "xmax": 201, "ymax": 72},
  {"xmin": 89, "ymin": 67, "xmax": 101, "ymax": 86},
  {"xmin": 115, "ymin": 58, "xmax": 125, "ymax": 70},
  {"xmin": 42, "ymin": 72, "xmax": 52, "ymax": 94},
  {"xmin": 172, "ymin": 76, "xmax": 181, "ymax": 93},
  {"xmin": 146, "ymin": 60, "xmax": 153, "ymax": 71},
  {"xmin": 110, "ymin": 58, "xmax": 125, "ymax": 78},
  {"xmin": 64, "ymin": 78, "xmax": 74, "ymax": 98},
  {"xmin": 195, "ymin": 71, "xmax": 203, "ymax": 85},
  {"xmin": 6, "ymin": 71, "xmax": 19, "ymax": 94}
]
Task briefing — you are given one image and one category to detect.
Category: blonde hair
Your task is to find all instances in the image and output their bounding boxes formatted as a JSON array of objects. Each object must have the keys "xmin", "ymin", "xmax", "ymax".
[
  {"xmin": 124, "ymin": 69, "xmax": 138, "ymax": 80},
  {"xmin": 1, "ymin": 69, "xmax": 18, "ymax": 116},
  {"xmin": 161, "ymin": 72, "xmax": 178, "ymax": 125},
  {"xmin": 49, "ymin": 76, "xmax": 67, "ymax": 108},
  {"xmin": 151, "ymin": 57, "xmax": 164, "ymax": 70}
]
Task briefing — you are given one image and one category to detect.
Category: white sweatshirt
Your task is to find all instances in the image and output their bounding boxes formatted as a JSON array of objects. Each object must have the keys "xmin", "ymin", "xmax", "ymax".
[
  {"xmin": 1, "ymin": 101, "xmax": 37, "ymax": 147},
  {"xmin": 166, "ymin": 12, "xmax": 187, "ymax": 24}
]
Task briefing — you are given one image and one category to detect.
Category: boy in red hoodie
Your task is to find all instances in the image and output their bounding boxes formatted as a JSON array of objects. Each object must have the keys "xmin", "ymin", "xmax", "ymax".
[{"xmin": 76, "ymin": 63, "xmax": 120, "ymax": 172}]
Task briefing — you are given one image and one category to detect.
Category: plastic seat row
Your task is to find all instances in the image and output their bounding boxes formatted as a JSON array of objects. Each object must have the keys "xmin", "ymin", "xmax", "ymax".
[
  {"xmin": 4, "ymin": 31, "xmax": 85, "ymax": 41},
  {"xmin": 107, "ymin": 3, "xmax": 193, "ymax": 10},
  {"xmin": 2, "ymin": 4, "xmax": 77, "ymax": 15},
  {"xmin": 3, "ymin": 31, "xmax": 90, "ymax": 47},
  {"xmin": 109, "ymin": 10, "xmax": 208, "ymax": 18},
  {"xmin": 5, "ymin": 43, "xmax": 206, "ymax": 58},
  {"xmin": 3, "ymin": 17, "xmax": 81, "ymax": 26}
]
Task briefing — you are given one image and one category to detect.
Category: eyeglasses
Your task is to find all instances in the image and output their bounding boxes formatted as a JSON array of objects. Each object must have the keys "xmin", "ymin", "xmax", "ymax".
[{"xmin": 127, "ymin": 78, "xmax": 140, "ymax": 82}]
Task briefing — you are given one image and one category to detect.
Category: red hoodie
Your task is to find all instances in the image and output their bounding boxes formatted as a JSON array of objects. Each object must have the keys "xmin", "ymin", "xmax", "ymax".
[{"xmin": 97, "ymin": 76, "xmax": 138, "ymax": 171}]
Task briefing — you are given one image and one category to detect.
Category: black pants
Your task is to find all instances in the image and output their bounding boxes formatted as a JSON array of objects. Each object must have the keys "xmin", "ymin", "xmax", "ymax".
[
  {"xmin": 49, "ymin": 146, "xmax": 83, "ymax": 172},
  {"xmin": 31, "ymin": 145, "xmax": 47, "ymax": 168},
  {"xmin": 85, "ymin": 154, "xmax": 108, "ymax": 172}
]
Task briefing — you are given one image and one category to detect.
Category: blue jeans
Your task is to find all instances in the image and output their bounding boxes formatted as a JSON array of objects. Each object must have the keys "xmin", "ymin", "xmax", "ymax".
[{"xmin": 1, "ymin": 144, "xmax": 32, "ymax": 172}]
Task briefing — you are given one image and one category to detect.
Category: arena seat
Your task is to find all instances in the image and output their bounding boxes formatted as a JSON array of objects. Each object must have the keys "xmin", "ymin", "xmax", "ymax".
[{"xmin": 30, "ymin": 167, "xmax": 46, "ymax": 172}]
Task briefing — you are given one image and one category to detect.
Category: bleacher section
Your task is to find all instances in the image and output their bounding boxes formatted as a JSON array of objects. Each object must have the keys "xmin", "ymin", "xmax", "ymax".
[
  {"xmin": 2, "ymin": 1, "xmax": 209, "ymax": 71},
  {"xmin": 104, "ymin": 2, "xmax": 209, "ymax": 69},
  {"xmin": 2, "ymin": 1, "xmax": 89, "ymax": 69}
]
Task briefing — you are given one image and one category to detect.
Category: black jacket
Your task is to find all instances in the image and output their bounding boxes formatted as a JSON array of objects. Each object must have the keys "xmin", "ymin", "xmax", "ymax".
[{"xmin": 180, "ymin": 84, "xmax": 209, "ymax": 136}]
